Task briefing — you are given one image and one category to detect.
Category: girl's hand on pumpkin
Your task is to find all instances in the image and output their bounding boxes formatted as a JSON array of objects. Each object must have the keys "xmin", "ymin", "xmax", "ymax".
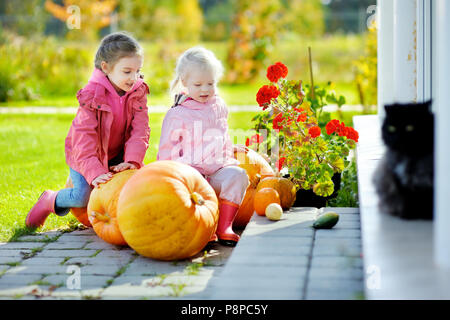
[
  {"xmin": 110, "ymin": 162, "xmax": 137, "ymax": 173},
  {"xmin": 92, "ymin": 172, "xmax": 113, "ymax": 188}
]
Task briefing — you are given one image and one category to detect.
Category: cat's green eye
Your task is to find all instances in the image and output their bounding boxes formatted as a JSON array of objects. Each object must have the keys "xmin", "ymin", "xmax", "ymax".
[
  {"xmin": 405, "ymin": 125, "xmax": 414, "ymax": 132},
  {"xmin": 388, "ymin": 125, "xmax": 396, "ymax": 133}
]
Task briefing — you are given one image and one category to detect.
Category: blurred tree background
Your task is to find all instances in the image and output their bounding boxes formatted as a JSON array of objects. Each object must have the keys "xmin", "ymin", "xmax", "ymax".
[{"xmin": 0, "ymin": 0, "xmax": 377, "ymax": 109}]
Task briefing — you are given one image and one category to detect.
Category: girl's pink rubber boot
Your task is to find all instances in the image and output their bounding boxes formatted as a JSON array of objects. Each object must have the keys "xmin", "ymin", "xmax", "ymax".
[
  {"xmin": 25, "ymin": 190, "xmax": 58, "ymax": 228},
  {"xmin": 216, "ymin": 199, "xmax": 240, "ymax": 246}
]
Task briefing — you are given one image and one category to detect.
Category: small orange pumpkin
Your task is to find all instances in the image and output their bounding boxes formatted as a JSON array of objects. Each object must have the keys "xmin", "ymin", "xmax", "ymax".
[
  {"xmin": 254, "ymin": 187, "xmax": 281, "ymax": 216},
  {"xmin": 257, "ymin": 177, "xmax": 297, "ymax": 210},
  {"xmin": 87, "ymin": 169, "xmax": 137, "ymax": 246},
  {"xmin": 65, "ymin": 177, "xmax": 92, "ymax": 227},
  {"xmin": 117, "ymin": 161, "xmax": 219, "ymax": 261}
]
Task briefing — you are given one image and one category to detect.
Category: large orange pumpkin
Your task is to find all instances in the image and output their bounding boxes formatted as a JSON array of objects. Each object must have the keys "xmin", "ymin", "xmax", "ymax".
[
  {"xmin": 257, "ymin": 177, "xmax": 297, "ymax": 210},
  {"xmin": 117, "ymin": 161, "xmax": 219, "ymax": 261},
  {"xmin": 65, "ymin": 177, "xmax": 92, "ymax": 227},
  {"xmin": 87, "ymin": 169, "xmax": 136, "ymax": 246},
  {"xmin": 233, "ymin": 145, "xmax": 275, "ymax": 185}
]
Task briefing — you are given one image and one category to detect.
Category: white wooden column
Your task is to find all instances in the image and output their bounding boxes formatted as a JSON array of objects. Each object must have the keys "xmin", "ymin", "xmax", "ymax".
[
  {"xmin": 393, "ymin": 0, "xmax": 417, "ymax": 103},
  {"xmin": 434, "ymin": 0, "xmax": 450, "ymax": 269},
  {"xmin": 416, "ymin": 0, "xmax": 432, "ymax": 102},
  {"xmin": 377, "ymin": 0, "xmax": 394, "ymax": 120}
]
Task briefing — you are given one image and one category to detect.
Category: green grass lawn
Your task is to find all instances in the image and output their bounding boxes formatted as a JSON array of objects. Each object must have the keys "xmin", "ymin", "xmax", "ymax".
[
  {"xmin": 0, "ymin": 112, "xmax": 257, "ymax": 242},
  {"xmin": 0, "ymin": 81, "xmax": 361, "ymax": 108}
]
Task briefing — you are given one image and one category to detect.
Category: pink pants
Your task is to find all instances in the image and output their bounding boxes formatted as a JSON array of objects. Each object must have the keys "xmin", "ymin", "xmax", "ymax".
[{"xmin": 204, "ymin": 166, "xmax": 249, "ymax": 205}]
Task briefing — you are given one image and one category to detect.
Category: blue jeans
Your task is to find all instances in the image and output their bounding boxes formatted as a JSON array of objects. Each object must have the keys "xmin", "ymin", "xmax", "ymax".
[
  {"xmin": 54, "ymin": 168, "xmax": 92, "ymax": 216},
  {"xmin": 55, "ymin": 152, "xmax": 124, "ymax": 216}
]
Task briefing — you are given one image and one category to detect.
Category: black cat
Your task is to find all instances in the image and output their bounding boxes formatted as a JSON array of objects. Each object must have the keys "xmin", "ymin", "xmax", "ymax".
[{"xmin": 373, "ymin": 100, "xmax": 434, "ymax": 220}]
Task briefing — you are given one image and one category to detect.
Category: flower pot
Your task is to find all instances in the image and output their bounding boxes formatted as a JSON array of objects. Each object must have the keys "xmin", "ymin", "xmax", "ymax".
[{"xmin": 292, "ymin": 173, "xmax": 342, "ymax": 208}]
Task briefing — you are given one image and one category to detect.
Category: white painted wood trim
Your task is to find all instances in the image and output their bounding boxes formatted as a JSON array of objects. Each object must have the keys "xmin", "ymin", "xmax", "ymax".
[
  {"xmin": 434, "ymin": 0, "xmax": 450, "ymax": 269},
  {"xmin": 377, "ymin": 0, "xmax": 394, "ymax": 120},
  {"xmin": 393, "ymin": 0, "xmax": 417, "ymax": 103},
  {"xmin": 416, "ymin": 0, "xmax": 432, "ymax": 102}
]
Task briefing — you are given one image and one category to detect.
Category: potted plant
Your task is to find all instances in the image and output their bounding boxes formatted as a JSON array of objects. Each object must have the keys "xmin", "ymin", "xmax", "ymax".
[{"xmin": 246, "ymin": 61, "xmax": 359, "ymax": 208}]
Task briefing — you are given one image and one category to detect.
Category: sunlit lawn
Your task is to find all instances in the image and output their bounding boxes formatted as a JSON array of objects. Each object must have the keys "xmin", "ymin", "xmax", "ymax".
[{"xmin": 0, "ymin": 82, "xmax": 361, "ymax": 108}]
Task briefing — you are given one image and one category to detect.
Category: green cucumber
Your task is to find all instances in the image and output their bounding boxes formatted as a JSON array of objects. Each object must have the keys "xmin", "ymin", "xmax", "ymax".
[{"xmin": 313, "ymin": 212, "xmax": 339, "ymax": 229}]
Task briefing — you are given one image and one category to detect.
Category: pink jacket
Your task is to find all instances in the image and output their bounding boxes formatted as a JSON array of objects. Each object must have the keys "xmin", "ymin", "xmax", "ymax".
[
  {"xmin": 157, "ymin": 94, "xmax": 238, "ymax": 176},
  {"xmin": 65, "ymin": 68, "xmax": 150, "ymax": 185}
]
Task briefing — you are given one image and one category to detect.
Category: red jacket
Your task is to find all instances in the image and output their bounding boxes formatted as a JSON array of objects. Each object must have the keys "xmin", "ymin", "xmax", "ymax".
[{"xmin": 65, "ymin": 69, "xmax": 150, "ymax": 185}]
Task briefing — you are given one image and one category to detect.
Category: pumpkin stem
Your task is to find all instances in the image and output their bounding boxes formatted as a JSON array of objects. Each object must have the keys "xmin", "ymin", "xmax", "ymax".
[
  {"xmin": 251, "ymin": 174, "xmax": 261, "ymax": 189},
  {"xmin": 191, "ymin": 192, "xmax": 205, "ymax": 205},
  {"xmin": 90, "ymin": 211, "xmax": 110, "ymax": 222}
]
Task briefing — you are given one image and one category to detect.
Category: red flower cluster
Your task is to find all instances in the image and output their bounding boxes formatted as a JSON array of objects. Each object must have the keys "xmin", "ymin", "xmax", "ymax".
[
  {"xmin": 346, "ymin": 127, "xmax": 359, "ymax": 142},
  {"xmin": 245, "ymin": 134, "xmax": 264, "ymax": 147},
  {"xmin": 308, "ymin": 126, "xmax": 321, "ymax": 138},
  {"xmin": 272, "ymin": 112, "xmax": 293, "ymax": 130},
  {"xmin": 297, "ymin": 113, "xmax": 307, "ymax": 123},
  {"xmin": 267, "ymin": 62, "xmax": 288, "ymax": 83},
  {"xmin": 325, "ymin": 119, "xmax": 359, "ymax": 142},
  {"xmin": 256, "ymin": 85, "xmax": 280, "ymax": 109}
]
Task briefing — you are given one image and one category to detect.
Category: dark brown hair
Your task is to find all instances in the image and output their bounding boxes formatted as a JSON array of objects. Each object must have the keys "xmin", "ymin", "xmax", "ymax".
[{"xmin": 94, "ymin": 31, "xmax": 143, "ymax": 70}]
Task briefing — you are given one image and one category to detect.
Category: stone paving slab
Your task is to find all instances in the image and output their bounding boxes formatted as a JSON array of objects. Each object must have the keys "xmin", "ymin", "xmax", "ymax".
[
  {"xmin": 0, "ymin": 242, "xmax": 46, "ymax": 249},
  {"xmin": 34, "ymin": 249, "xmax": 98, "ymax": 258},
  {"xmin": 21, "ymin": 257, "xmax": 67, "ymax": 266},
  {"xmin": 0, "ymin": 274, "xmax": 44, "ymax": 286},
  {"xmin": 0, "ymin": 206, "xmax": 363, "ymax": 300},
  {"xmin": 308, "ymin": 267, "xmax": 364, "ymax": 280},
  {"xmin": 0, "ymin": 250, "xmax": 32, "ymax": 258},
  {"xmin": 43, "ymin": 274, "xmax": 113, "ymax": 289},
  {"xmin": 0, "ymin": 257, "xmax": 22, "ymax": 265}
]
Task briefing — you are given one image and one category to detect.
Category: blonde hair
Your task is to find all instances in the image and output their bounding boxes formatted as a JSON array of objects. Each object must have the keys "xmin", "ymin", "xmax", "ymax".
[{"xmin": 170, "ymin": 46, "xmax": 224, "ymax": 97}]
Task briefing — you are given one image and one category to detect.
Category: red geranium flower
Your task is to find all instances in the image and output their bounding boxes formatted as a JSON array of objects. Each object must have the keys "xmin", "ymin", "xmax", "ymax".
[
  {"xmin": 273, "ymin": 112, "xmax": 293, "ymax": 130},
  {"xmin": 256, "ymin": 85, "xmax": 280, "ymax": 109},
  {"xmin": 346, "ymin": 127, "xmax": 359, "ymax": 143},
  {"xmin": 297, "ymin": 113, "xmax": 307, "ymax": 122},
  {"xmin": 272, "ymin": 112, "xmax": 284, "ymax": 130},
  {"xmin": 275, "ymin": 62, "xmax": 288, "ymax": 78},
  {"xmin": 337, "ymin": 122, "xmax": 349, "ymax": 137},
  {"xmin": 245, "ymin": 137, "xmax": 251, "ymax": 147},
  {"xmin": 267, "ymin": 62, "xmax": 288, "ymax": 83},
  {"xmin": 308, "ymin": 126, "xmax": 321, "ymax": 138},
  {"xmin": 325, "ymin": 119, "xmax": 340, "ymax": 135}
]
